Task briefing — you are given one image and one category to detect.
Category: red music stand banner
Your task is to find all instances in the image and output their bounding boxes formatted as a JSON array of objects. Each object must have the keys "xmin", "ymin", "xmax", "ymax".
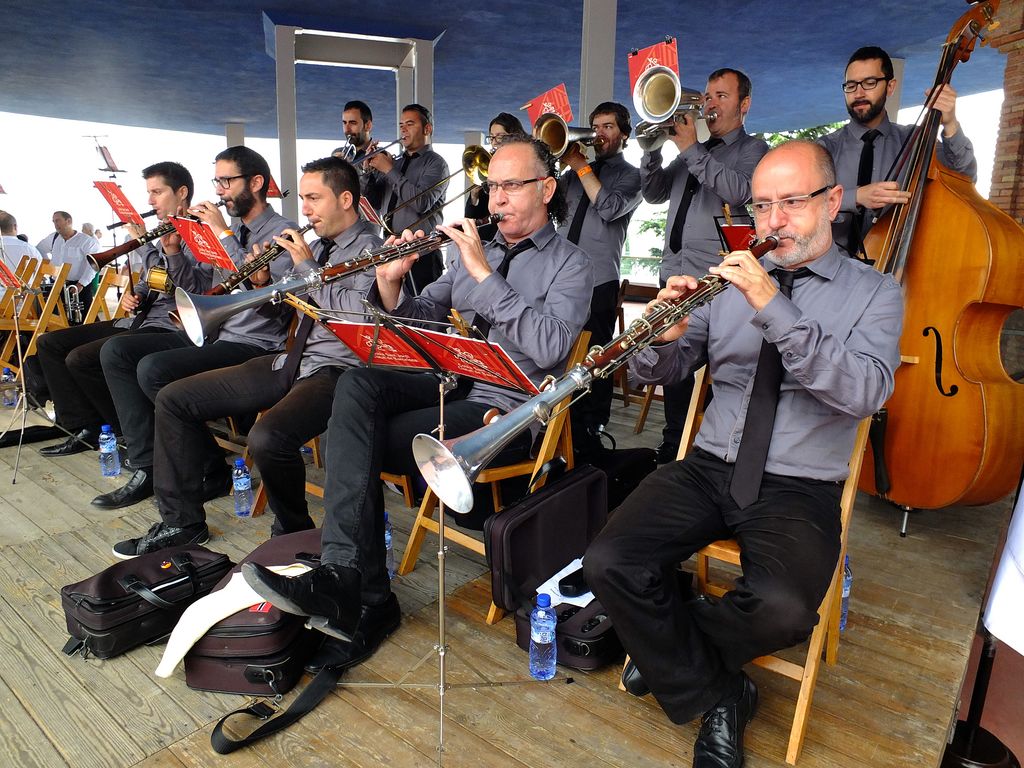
[
  {"xmin": 0, "ymin": 259, "xmax": 21, "ymax": 289},
  {"xmin": 94, "ymin": 181, "xmax": 145, "ymax": 226},
  {"xmin": 627, "ymin": 37, "xmax": 680, "ymax": 93},
  {"xmin": 326, "ymin": 321, "xmax": 539, "ymax": 394},
  {"xmin": 522, "ymin": 83, "xmax": 572, "ymax": 128},
  {"xmin": 169, "ymin": 217, "xmax": 236, "ymax": 271}
]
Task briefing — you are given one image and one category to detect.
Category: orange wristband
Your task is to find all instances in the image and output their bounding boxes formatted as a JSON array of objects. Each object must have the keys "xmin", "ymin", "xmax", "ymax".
[{"xmin": 577, "ymin": 164, "xmax": 593, "ymax": 179}]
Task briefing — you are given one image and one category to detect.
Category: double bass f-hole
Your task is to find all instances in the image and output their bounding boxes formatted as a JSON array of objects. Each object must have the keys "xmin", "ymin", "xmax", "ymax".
[{"xmin": 923, "ymin": 326, "xmax": 959, "ymax": 397}]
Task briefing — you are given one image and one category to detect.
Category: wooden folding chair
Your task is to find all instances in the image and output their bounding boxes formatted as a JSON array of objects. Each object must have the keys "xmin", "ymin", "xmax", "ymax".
[
  {"xmin": 619, "ymin": 366, "xmax": 871, "ymax": 764},
  {"xmin": 0, "ymin": 261, "xmax": 71, "ymax": 372},
  {"xmin": 81, "ymin": 267, "xmax": 134, "ymax": 324},
  {"xmin": 397, "ymin": 332, "xmax": 592, "ymax": 624},
  {"xmin": 0, "ymin": 256, "xmax": 39, "ymax": 318}
]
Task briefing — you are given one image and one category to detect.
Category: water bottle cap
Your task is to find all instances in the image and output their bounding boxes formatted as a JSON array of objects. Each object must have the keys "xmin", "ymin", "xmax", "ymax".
[
  {"xmin": 2, "ymin": 368, "xmax": 10, "ymax": 374},
  {"xmin": 536, "ymin": 593, "xmax": 551, "ymax": 608},
  {"xmin": 234, "ymin": 458, "xmax": 246, "ymax": 468},
  {"xmin": 844, "ymin": 554, "xmax": 850, "ymax": 566},
  {"xmin": 101, "ymin": 424, "xmax": 112, "ymax": 433},
  {"xmin": 383, "ymin": 511, "xmax": 389, "ymax": 522}
]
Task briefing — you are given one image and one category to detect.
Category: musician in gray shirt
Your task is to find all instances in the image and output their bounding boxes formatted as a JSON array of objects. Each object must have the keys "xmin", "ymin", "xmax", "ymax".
[
  {"xmin": 242, "ymin": 136, "xmax": 593, "ymax": 671},
  {"xmin": 586, "ymin": 141, "xmax": 902, "ymax": 768},
  {"xmin": 365, "ymin": 103, "xmax": 450, "ymax": 292},
  {"xmin": 116, "ymin": 157, "xmax": 381, "ymax": 558},
  {"xmin": 818, "ymin": 46, "xmax": 977, "ymax": 257},
  {"xmin": 98, "ymin": 146, "xmax": 297, "ymax": 512},
  {"xmin": 641, "ymin": 67, "xmax": 769, "ymax": 462},
  {"xmin": 557, "ymin": 101, "xmax": 642, "ymax": 448}
]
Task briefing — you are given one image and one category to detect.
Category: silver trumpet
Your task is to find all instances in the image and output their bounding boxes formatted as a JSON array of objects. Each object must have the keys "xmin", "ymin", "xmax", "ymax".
[
  {"xmin": 63, "ymin": 284, "xmax": 85, "ymax": 325},
  {"xmin": 633, "ymin": 65, "xmax": 707, "ymax": 152},
  {"xmin": 413, "ymin": 235, "xmax": 780, "ymax": 514}
]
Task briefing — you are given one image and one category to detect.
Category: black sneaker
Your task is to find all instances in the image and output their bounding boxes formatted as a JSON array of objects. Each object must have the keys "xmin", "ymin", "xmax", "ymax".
[{"xmin": 112, "ymin": 522, "xmax": 209, "ymax": 560}]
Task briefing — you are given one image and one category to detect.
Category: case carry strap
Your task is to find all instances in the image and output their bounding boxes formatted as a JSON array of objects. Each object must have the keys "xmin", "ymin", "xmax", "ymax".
[{"xmin": 210, "ymin": 665, "xmax": 343, "ymax": 754}]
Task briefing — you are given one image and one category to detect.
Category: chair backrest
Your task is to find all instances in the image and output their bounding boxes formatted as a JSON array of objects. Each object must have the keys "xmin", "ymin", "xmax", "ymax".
[
  {"xmin": 617, "ymin": 280, "xmax": 660, "ymax": 333},
  {"xmin": 83, "ymin": 267, "xmax": 133, "ymax": 324}
]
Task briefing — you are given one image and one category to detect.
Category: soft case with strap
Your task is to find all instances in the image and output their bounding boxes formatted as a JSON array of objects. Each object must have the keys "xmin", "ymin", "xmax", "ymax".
[
  {"xmin": 184, "ymin": 528, "xmax": 324, "ymax": 697},
  {"xmin": 513, "ymin": 599, "xmax": 623, "ymax": 671},
  {"xmin": 61, "ymin": 545, "xmax": 233, "ymax": 659},
  {"xmin": 483, "ymin": 463, "xmax": 608, "ymax": 613}
]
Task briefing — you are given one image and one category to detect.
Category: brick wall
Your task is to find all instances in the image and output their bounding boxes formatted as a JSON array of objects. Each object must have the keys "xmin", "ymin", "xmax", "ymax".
[{"xmin": 989, "ymin": 0, "xmax": 1024, "ymax": 223}]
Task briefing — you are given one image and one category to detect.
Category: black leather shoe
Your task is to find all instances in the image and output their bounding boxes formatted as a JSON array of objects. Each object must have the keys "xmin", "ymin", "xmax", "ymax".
[
  {"xmin": 303, "ymin": 593, "xmax": 401, "ymax": 673},
  {"xmin": 693, "ymin": 672, "xmax": 758, "ymax": 768},
  {"xmin": 656, "ymin": 440, "xmax": 680, "ymax": 464},
  {"xmin": 242, "ymin": 562, "xmax": 362, "ymax": 642},
  {"xmin": 39, "ymin": 429, "xmax": 99, "ymax": 456},
  {"xmin": 91, "ymin": 468, "xmax": 153, "ymax": 509},
  {"xmin": 621, "ymin": 658, "xmax": 651, "ymax": 697},
  {"xmin": 201, "ymin": 466, "xmax": 232, "ymax": 502}
]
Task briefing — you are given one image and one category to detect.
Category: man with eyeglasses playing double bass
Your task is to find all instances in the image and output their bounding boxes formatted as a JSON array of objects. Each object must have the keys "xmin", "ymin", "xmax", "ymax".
[{"xmin": 818, "ymin": 45, "xmax": 977, "ymax": 259}]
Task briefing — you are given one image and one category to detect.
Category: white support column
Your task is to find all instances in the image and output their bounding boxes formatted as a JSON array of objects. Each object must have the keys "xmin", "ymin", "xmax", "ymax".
[
  {"xmin": 225, "ymin": 123, "xmax": 245, "ymax": 147},
  {"xmin": 274, "ymin": 25, "xmax": 299, "ymax": 220},
  {"xmin": 888, "ymin": 57, "xmax": 905, "ymax": 122},
  {"xmin": 396, "ymin": 61, "xmax": 415, "ymax": 133},
  {"xmin": 412, "ymin": 38, "xmax": 435, "ymax": 119},
  {"xmin": 579, "ymin": 0, "xmax": 617, "ymax": 117}
]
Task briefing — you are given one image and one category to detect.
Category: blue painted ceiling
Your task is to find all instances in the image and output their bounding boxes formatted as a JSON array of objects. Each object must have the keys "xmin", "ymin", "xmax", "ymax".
[{"xmin": 0, "ymin": 1, "xmax": 1006, "ymax": 142}]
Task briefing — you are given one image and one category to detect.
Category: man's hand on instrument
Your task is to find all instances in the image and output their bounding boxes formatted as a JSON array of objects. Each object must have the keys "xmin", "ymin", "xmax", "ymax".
[
  {"xmin": 438, "ymin": 218, "xmax": 489, "ymax": 282},
  {"xmin": 927, "ymin": 84, "xmax": 959, "ymax": 135},
  {"xmin": 649, "ymin": 275, "xmax": 697, "ymax": 343},
  {"xmin": 669, "ymin": 113, "xmax": 698, "ymax": 152},
  {"xmin": 246, "ymin": 243, "xmax": 273, "ymax": 286},
  {"xmin": 561, "ymin": 143, "xmax": 588, "ymax": 172},
  {"xmin": 271, "ymin": 227, "xmax": 314, "ymax": 266},
  {"xmin": 189, "ymin": 200, "xmax": 229, "ymax": 233},
  {"xmin": 856, "ymin": 180, "xmax": 911, "ymax": 210},
  {"xmin": 709, "ymin": 249, "xmax": 777, "ymax": 312},
  {"xmin": 376, "ymin": 228, "xmax": 423, "ymax": 283},
  {"xmin": 368, "ymin": 149, "xmax": 394, "ymax": 175},
  {"xmin": 125, "ymin": 223, "xmax": 145, "ymax": 240},
  {"xmin": 120, "ymin": 291, "xmax": 141, "ymax": 313}
]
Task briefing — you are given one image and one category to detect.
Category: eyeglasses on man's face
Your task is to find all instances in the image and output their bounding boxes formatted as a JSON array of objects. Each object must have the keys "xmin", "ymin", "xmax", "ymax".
[
  {"xmin": 482, "ymin": 177, "xmax": 547, "ymax": 194},
  {"xmin": 751, "ymin": 185, "xmax": 834, "ymax": 217},
  {"xmin": 211, "ymin": 174, "xmax": 248, "ymax": 189},
  {"xmin": 841, "ymin": 76, "xmax": 890, "ymax": 93}
]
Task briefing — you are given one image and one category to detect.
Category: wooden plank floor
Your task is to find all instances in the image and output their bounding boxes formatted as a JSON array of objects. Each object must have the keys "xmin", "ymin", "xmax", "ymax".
[{"xmin": 0, "ymin": 396, "xmax": 1011, "ymax": 767}]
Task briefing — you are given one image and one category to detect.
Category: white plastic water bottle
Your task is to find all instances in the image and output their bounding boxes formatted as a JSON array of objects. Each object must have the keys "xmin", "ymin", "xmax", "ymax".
[
  {"xmin": 232, "ymin": 459, "xmax": 253, "ymax": 518},
  {"xmin": 98, "ymin": 425, "xmax": 120, "ymax": 477},
  {"xmin": 840, "ymin": 555, "xmax": 853, "ymax": 632},
  {"xmin": 384, "ymin": 511, "xmax": 395, "ymax": 579},
  {"xmin": 529, "ymin": 593, "xmax": 557, "ymax": 680},
  {"xmin": 1, "ymin": 368, "xmax": 18, "ymax": 408}
]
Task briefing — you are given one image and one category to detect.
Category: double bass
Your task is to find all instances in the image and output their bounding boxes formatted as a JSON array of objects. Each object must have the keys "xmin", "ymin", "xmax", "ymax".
[{"xmin": 859, "ymin": 0, "xmax": 1024, "ymax": 511}]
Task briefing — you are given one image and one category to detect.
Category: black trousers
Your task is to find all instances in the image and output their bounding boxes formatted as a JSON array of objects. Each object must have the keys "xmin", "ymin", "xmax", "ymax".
[
  {"xmin": 153, "ymin": 356, "xmax": 343, "ymax": 533},
  {"xmin": 570, "ymin": 279, "xmax": 619, "ymax": 435},
  {"xmin": 321, "ymin": 368, "xmax": 531, "ymax": 605},
  {"xmin": 35, "ymin": 321, "xmax": 135, "ymax": 432},
  {"xmin": 100, "ymin": 330, "xmax": 271, "ymax": 468},
  {"xmin": 584, "ymin": 449, "xmax": 842, "ymax": 724}
]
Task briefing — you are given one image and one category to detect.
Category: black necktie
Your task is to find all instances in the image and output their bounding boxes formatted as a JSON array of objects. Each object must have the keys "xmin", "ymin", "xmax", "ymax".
[
  {"xmin": 729, "ymin": 266, "xmax": 813, "ymax": 508},
  {"xmin": 565, "ymin": 159, "xmax": 605, "ymax": 245},
  {"xmin": 668, "ymin": 137, "xmax": 724, "ymax": 254},
  {"xmin": 237, "ymin": 224, "xmax": 250, "ymax": 251},
  {"xmin": 280, "ymin": 238, "xmax": 335, "ymax": 383},
  {"xmin": 474, "ymin": 239, "xmax": 534, "ymax": 338},
  {"xmin": 386, "ymin": 154, "xmax": 415, "ymax": 214},
  {"xmin": 850, "ymin": 129, "xmax": 880, "ymax": 257}
]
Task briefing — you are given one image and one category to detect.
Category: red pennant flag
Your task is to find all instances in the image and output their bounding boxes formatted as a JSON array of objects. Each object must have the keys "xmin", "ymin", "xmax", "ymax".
[
  {"xmin": 169, "ymin": 217, "xmax": 236, "ymax": 271},
  {"xmin": 522, "ymin": 84, "xmax": 573, "ymax": 129},
  {"xmin": 94, "ymin": 181, "xmax": 145, "ymax": 226},
  {"xmin": 267, "ymin": 176, "xmax": 288, "ymax": 199},
  {"xmin": 627, "ymin": 37, "xmax": 680, "ymax": 94},
  {"xmin": 0, "ymin": 182, "xmax": 6, "ymax": 194}
]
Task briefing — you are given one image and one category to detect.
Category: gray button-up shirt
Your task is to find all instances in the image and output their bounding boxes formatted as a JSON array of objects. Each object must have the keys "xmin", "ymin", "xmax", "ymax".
[
  {"xmin": 388, "ymin": 221, "xmax": 593, "ymax": 416},
  {"xmin": 631, "ymin": 243, "xmax": 903, "ymax": 481},
  {"xmin": 818, "ymin": 113, "xmax": 977, "ymax": 254},
  {"xmin": 641, "ymin": 127, "xmax": 769, "ymax": 284},
  {"xmin": 114, "ymin": 241, "xmax": 210, "ymax": 330},
  {"xmin": 214, "ymin": 206, "xmax": 298, "ymax": 350},
  {"xmin": 374, "ymin": 148, "xmax": 450, "ymax": 236},
  {"xmin": 557, "ymin": 152, "xmax": 642, "ymax": 287},
  {"xmin": 270, "ymin": 219, "xmax": 382, "ymax": 379}
]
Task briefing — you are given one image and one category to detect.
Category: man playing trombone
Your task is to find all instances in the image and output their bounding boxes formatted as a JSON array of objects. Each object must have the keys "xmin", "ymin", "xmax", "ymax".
[
  {"xmin": 365, "ymin": 103, "xmax": 450, "ymax": 292},
  {"xmin": 111, "ymin": 156, "xmax": 382, "ymax": 558},
  {"xmin": 33, "ymin": 162, "xmax": 208, "ymax": 457},
  {"xmin": 556, "ymin": 101, "xmax": 642, "ymax": 454},
  {"xmin": 242, "ymin": 135, "xmax": 593, "ymax": 671}
]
